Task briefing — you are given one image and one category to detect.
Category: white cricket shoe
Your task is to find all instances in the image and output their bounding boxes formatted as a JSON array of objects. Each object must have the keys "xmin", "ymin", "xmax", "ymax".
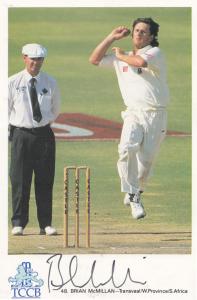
[
  {"xmin": 130, "ymin": 192, "xmax": 146, "ymax": 219},
  {"xmin": 44, "ymin": 226, "xmax": 57, "ymax": 236},
  {"xmin": 12, "ymin": 226, "xmax": 23, "ymax": 236},
  {"xmin": 124, "ymin": 193, "xmax": 131, "ymax": 206}
]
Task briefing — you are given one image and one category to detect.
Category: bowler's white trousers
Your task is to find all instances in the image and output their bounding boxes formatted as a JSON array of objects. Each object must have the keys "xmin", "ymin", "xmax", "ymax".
[{"xmin": 117, "ymin": 109, "xmax": 167, "ymax": 194}]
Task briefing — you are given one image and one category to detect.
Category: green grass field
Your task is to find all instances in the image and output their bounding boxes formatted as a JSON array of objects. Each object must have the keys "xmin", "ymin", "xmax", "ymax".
[{"xmin": 8, "ymin": 7, "xmax": 191, "ymax": 254}]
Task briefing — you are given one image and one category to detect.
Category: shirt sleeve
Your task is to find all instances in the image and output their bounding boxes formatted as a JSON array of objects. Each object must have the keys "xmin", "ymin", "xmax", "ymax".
[
  {"xmin": 139, "ymin": 47, "xmax": 161, "ymax": 73},
  {"xmin": 51, "ymin": 81, "xmax": 61, "ymax": 121},
  {"xmin": 99, "ymin": 54, "xmax": 116, "ymax": 68},
  {"xmin": 8, "ymin": 77, "xmax": 14, "ymax": 120}
]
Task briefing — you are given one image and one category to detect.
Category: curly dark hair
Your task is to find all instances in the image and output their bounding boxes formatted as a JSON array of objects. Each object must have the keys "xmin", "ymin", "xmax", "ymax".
[{"xmin": 132, "ymin": 17, "xmax": 160, "ymax": 47}]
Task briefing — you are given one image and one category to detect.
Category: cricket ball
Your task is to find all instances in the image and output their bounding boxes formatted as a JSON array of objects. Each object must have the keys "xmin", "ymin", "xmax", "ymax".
[{"xmin": 123, "ymin": 29, "xmax": 131, "ymax": 36}]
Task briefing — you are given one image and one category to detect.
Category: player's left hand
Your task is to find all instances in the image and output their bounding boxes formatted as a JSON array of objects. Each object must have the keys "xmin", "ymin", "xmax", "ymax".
[{"xmin": 112, "ymin": 47, "xmax": 125, "ymax": 58}]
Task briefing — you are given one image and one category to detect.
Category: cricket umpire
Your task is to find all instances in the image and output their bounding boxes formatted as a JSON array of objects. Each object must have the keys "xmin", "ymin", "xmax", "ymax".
[
  {"xmin": 8, "ymin": 43, "xmax": 60, "ymax": 235},
  {"xmin": 89, "ymin": 18, "xmax": 170, "ymax": 219}
]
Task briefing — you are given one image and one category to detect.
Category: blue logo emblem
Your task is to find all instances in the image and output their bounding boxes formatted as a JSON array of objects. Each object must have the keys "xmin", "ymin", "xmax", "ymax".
[{"xmin": 8, "ymin": 262, "xmax": 44, "ymax": 298}]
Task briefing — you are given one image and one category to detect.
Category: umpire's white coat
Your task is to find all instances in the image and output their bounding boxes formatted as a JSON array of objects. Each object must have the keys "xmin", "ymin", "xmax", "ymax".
[{"xmin": 99, "ymin": 45, "xmax": 170, "ymax": 194}]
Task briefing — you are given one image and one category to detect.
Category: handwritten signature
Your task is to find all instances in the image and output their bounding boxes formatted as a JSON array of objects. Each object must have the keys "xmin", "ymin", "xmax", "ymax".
[{"xmin": 46, "ymin": 254, "xmax": 147, "ymax": 292}]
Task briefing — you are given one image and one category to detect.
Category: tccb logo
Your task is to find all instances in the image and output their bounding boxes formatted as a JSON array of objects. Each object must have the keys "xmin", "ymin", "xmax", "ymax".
[{"xmin": 8, "ymin": 262, "xmax": 44, "ymax": 298}]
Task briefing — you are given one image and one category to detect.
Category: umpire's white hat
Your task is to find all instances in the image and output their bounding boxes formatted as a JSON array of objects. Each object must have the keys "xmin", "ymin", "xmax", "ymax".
[{"xmin": 22, "ymin": 43, "xmax": 47, "ymax": 58}]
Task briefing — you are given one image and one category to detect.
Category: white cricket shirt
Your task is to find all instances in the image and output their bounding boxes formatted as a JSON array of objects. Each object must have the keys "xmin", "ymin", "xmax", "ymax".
[
  {"xmin": 99, "ymin": 45, "xmax": 169, "ymax": 111},
  {"xmin": 8, "ymin": 69, "xmax": 60, "ymax": 128}
]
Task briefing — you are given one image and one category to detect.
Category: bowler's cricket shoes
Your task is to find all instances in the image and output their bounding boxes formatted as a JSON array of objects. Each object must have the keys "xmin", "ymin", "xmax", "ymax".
[
  {"xmin": 130, "ymin": 201, "xmax": 146, "ymax": 219},
  {"xmin": 12, "ymin": 226, "xmax": 23, "ymax": 236},
  {"xmin": 124, "ymin": 193, "xmax": 131, "ymax": 206},
  {"xmin": 40, "ymin": 226, "xmax": 57, "ymax": 236},
  {"xmin": 130, "ymin": 192, "xmax": 146, "ymax": 219}
]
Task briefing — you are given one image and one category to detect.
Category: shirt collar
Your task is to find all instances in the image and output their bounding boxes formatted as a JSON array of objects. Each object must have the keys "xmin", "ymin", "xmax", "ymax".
[
  {"xmin": 136, "ymin": 45, "xmax": 152, "ymax": 55},
  {"xmin": 129, "ymin": 45, "xmax": 153, "ymax": 56},
  {"xmin": 24, "ymin": 69, "xmax": 41, "ymax": 82}
]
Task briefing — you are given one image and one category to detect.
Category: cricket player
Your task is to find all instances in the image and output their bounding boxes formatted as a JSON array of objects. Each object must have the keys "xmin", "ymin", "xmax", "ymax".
[{"xmin": 89, "ymin": 17, "xmax": 169, "ymax": 219}]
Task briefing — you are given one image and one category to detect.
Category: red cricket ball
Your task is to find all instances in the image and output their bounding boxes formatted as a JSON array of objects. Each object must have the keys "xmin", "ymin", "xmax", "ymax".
[{"xmin": 123, "ymin": 29, "xmax": 131, "ymax": 37}]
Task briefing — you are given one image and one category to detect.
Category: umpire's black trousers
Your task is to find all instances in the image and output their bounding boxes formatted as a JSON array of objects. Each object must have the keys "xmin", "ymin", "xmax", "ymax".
[{"xmin": 10, "ymin": 125, "xmax": 55, "ymax": 229}]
